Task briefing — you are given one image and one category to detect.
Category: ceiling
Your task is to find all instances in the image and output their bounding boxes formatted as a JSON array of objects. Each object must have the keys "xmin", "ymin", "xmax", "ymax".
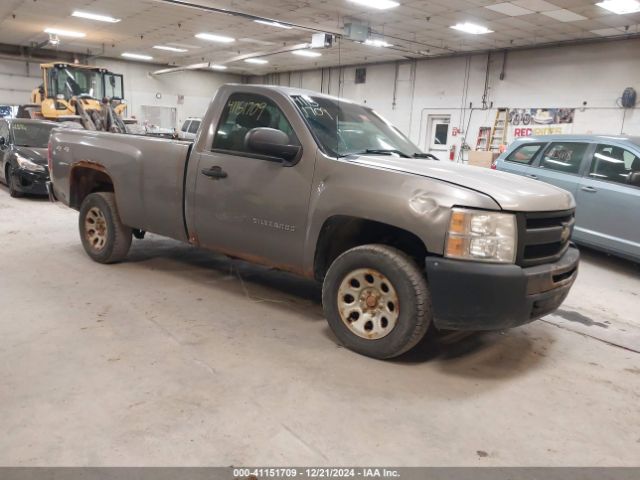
[{"xmin": 0, "ymin": 0, "xmax": 639, "ymax": 74}]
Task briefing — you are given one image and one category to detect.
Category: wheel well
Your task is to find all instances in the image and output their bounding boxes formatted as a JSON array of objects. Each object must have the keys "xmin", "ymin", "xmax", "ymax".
[
  {"xmin": 69, "ymin": 166, "xmax": 114, "ymax": 209},
  {"xmin": 314, "ymin": 216, "xmax": 428, "ymax": 281}
]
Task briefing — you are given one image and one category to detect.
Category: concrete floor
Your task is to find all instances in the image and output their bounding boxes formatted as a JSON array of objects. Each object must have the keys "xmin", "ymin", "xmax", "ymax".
[{"xmin": 1, "ymin": 186, "xmax": 639, "ymax": 466}]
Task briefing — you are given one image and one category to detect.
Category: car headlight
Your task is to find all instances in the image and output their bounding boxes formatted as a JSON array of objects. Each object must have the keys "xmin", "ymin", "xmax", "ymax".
[
  {"xmin": 15, "ymin": 155, "xmax": 46, "ymax": 173},
  {"xmin": 445, "ymin": 208, "xmax": 517, "ymax": 264}
]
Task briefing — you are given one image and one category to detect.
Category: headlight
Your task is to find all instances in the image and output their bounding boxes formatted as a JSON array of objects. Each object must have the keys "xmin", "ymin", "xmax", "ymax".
[
  {"xmin": 445, "ymin": 208, "xmax": 517, "ymax": 263},
  {"xmin": 15, "ymin": 156, "xmax": 45, "ymax": 173}
]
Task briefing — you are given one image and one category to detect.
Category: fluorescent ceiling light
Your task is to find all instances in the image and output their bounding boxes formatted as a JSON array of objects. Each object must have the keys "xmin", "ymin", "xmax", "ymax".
[
  {"xmin": 244, "ymin": 58, "xmax": 268, "ymax": 64},
  {"xmin": 485, "ymin": 3, "xmax": 533, "ymax": 16},
  {"xmin": 596, "ymin": 0, "xmax": 640, "ymax": 14},
  {"xmin": 450, "ymin": 22, "xmax": 493, "ymax": 34},
  {"xmin": 121, "ymin": 52, "xmax": 153, "ymax": 60},
  {"xmin": 195, "ymin": 33, "xmax": 235, "ymax": 43},
  {"xmin": 44, "ymin": 28, "xmax": 85, "ymax": 38},
  {"xmin": 545, "ymin": 159, "xmax": 571, "ymax": 167},
  {"xmin": 211, "ymin": 64, "xmax": 228, "ymax": 70},
  {"xmin": 595, "ymin": 152, "xmax": 624, "ymax": 163},
  {"xmin": 541, "ymin": 9, "xmax": 587, "ymax": 21},
  {"xmin": 511, "ymin": 0, "xmax": 557, "ymax": 11},
  {"xmin": 364, "ymin": 38, "xmax": 393, "ymax": 47},
  {"xmin": 254, "ymin": 19, "xmax": 293, "ymax": 29},
  {"xmin": 153, "ymin": 45, "xmax": 188, "ymax": 52},
  {"xmin": 71, "ymin": 10, "xmax": 121, "ymax": 23},
  {"xmin": 348, "ymin": 0, "xmax": 400, "ymax": 10},
  {"xmin": 292, "ymin": 50, "xmax": 322, "ymax": 57}
]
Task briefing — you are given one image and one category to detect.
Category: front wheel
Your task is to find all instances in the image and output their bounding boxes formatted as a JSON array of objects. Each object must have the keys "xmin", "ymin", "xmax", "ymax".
[
  {"xmin": 322, "ymin": 244, "xmax": 432, "ymax": 359},
  {"xmin": 79, "ymin": 192, "xmax": 132, "ymax": 264},
  {"xmin": 6, "ymin": 164, "xmax": 23, "ymax": 198}
]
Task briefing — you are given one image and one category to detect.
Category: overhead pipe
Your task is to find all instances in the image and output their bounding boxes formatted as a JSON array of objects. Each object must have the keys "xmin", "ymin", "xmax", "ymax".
[
  {"xmin": 151, "ymin": 0, "xmax": 337, "ymax": 34},
  {"xmin": 151, "ymin": 43, "xmax": 310, "ymax": 76}
]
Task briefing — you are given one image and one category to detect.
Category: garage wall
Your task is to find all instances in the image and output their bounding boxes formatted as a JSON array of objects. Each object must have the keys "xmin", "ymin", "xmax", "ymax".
[
  {"xmin": 93, "ymin": 59, "xmax": 241, "ymax": 128},
  {"xmin": 0, "ymin": 56, "xmax": 241, "ymax": 128},
  {"xmin": 0, "ymin": 58, "xmax": 42, "ymax": 105},
  {"xmin": 249, "ymin": 38, "xmax": 640, "ymax": 161}
]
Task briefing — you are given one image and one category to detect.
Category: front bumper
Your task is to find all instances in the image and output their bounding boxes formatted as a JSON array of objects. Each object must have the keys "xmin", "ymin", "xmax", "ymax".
[
  {"xmin": 11, "ymin": 168, "xmax": 49, "ymax": 196},
  {"xmin": 425, "ymin": 245, "xmax": 579, "ymax": 330}
]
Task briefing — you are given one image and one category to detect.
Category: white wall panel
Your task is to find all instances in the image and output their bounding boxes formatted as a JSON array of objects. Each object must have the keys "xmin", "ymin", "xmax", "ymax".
[{"xmin": 251, "ymin": 38, "xmax": 640, "ymax": 161}]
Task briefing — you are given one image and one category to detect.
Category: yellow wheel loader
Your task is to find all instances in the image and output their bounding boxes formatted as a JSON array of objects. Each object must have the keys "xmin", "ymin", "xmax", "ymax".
[{"xmin": 19, "ymin": 63, "xmax": 129, "ymax": 133}]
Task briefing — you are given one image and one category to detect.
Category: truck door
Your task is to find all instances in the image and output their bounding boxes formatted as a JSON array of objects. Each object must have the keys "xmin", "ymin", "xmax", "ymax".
[
  {"xmin": 190, "ymin": 92, "xmax": 314, "ymax": 273},
  {"xmin": 574, "ymin": 143, "xmax": 640, "ymax": 258}
]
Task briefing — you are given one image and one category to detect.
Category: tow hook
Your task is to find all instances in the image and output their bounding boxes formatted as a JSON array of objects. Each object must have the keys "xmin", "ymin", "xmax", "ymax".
[{"xmin": 133, "ymin": 229, "xmax": 146, "ymax": 240}]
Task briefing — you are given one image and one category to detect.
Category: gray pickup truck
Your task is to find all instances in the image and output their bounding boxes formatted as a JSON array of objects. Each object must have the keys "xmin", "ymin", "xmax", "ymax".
[{"xmin": 48, "ymin": 84, "xmax": 579, "ymax": 359}]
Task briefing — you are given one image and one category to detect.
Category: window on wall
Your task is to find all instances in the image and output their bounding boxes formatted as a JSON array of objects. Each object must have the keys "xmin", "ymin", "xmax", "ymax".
[
  {"xmin": 355, "ymin": 68, "xmax": 367, "ymax": 84},
  {"xmin": 539, "ymin": 142, "xmax": 588, "ymax": 174},
  {"xmin": 429, "ymin": 117, "xmax": 450, "ymax": 151},
  {"xmin": 589, "ymin": 144, "xmax": 640, "ymax": 187}
]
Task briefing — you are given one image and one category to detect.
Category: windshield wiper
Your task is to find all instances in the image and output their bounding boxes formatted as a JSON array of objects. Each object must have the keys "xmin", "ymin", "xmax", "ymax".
[
  {"xmin": 344, "ymin": 149, "xmax": 411, "ymax": 158},
  {"xmin": 413, "ymin": 152, "xmax": 440, "ymax": 160}
]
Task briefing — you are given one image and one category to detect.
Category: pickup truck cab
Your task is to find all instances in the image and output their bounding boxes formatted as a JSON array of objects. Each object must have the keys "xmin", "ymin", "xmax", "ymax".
[{"xmin": 48, "ymin": 84, "xmax": 579, "ymax": 359}]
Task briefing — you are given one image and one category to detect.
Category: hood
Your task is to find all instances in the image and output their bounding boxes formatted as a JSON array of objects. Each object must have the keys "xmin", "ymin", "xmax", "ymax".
[
  {"xmin": 14, "ymin": 146, "xmax": 48, "ymax": 165},
  {"xmin": 350, "ymin": 156, "xmax": 575, "ymax": 212}
]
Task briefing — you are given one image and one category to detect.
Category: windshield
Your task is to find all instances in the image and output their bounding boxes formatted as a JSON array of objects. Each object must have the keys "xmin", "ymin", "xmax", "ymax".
[
  {"xmin": 292, "ymin": 94, "xmax": 422, "ymax": 158},
  {"xmin": 12, "ymin": 122, "xmax": 56, "ymax": 148},
  {"xmin": 50, "ymin": 67, "xmax": 104, "ymax": 100}
]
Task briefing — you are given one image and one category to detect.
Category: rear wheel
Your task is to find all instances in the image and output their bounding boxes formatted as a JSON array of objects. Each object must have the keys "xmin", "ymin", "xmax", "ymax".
[
  {"xmin": 6, "ymin": 164, "xmax": 23, "ymax": 198},
  {"xmin": 322, "ymin": 244, "xmax": 432, "ymax": 359},
  {"xmin": 79, "ymin": 192, "xmax": 132, "ymax": 264}
]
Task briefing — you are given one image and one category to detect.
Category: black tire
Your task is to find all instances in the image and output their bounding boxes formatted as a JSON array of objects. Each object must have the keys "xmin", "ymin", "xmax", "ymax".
[
  {"xmin": 6, "ymin": 164, "xmax": 23, "ymax": 198},
  {"xmin": 322, "ymin": 244, "xmax": 432, "ymax": 359},
  {"xmin": 79, "ymin": 192, "xmax": 132, "ymax": 264}
]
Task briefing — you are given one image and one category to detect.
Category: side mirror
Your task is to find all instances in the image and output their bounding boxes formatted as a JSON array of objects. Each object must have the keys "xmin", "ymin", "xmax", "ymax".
[
  {"xmin": 628, "ymin": 172, "xmax": 640, "ymax": 187},
  {"xmin": 0, "ymin": 136, "xmax": 5, "ymax": 147},
  {"xmin": 245, "ymin": 127, "xmax": 301, "ymax": 164}
]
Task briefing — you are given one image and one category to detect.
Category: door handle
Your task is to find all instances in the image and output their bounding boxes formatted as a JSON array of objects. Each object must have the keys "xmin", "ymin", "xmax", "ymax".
[
  {"xmin": 201, "ymin": 165, "xmax": 227, "ymax": 179},
  {"xmin": 580, "ymin": 186, "xmax": 597, "ymax": 193},
  {"xmin": 527, "ymin": 174, "xmax": 538, "ymax": 180}
]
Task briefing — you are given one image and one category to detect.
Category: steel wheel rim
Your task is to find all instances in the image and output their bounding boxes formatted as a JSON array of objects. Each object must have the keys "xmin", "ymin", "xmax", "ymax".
[
  {"xmin": 84, "ymin": 207, "xmax": 108, "ymax": 251},
  {"xmin": 337, "ymin": 268, "xmax": 400, "ymax": 340}
]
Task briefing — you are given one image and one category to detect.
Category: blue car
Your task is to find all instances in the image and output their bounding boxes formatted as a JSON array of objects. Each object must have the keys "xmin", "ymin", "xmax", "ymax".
[{"xmin": 496, "ymin": 135, "xmax": 640, "ymax": 262}]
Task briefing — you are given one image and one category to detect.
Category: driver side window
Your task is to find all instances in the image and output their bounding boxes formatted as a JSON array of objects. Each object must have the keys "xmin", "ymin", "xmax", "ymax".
[{"xmin": 212, "ymin": 93, "xmax": 299, "ymax": 154}]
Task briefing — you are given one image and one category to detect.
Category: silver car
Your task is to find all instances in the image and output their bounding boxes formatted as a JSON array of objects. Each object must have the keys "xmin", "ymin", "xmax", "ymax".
[{"xmin": 496, "ymin": 135, "xmax": 640, "ymax": 262}]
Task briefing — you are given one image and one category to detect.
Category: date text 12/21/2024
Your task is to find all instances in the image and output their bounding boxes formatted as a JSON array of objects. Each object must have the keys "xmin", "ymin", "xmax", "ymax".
[{"xmin": 234, "ymin": 468, "xmax": 401, "ymax": 478}]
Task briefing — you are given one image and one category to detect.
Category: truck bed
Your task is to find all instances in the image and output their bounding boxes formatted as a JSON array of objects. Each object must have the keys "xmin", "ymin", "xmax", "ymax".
[{"xmin": 49, "ymin": 129, "xmax": 192, "ymax": 242}]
